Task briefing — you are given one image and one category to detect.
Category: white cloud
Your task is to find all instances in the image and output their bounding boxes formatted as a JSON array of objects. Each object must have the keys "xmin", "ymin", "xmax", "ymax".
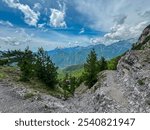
[
  {"xmin": 74, "ymin": 0, "xmax": 150, "ymax": 31},
  {"xmin": 38, "ymin": 23, "xmax": 46, "ymax": 28},
  {"xmin": 79, "ymin": 28, "xmax": 85, "ymax": 34},
  {"xmin": 0, "ymin": 25, "xmax": 91, "ymax": 51},
  {"xmin": 0, "ymin": 20, "xmax": 13, "ymax": 27},
  {"xmin": 50, "ymin": 9, "xmax": 66, "ymax": 28},
  {"xmin": 90, "ymin": 21, "xmax": 148, "ymax": 45},
  {"xmin": 3, "ymin": 0, "xmax": 40, "ymax": 26},
  {"xmin": 49, "ymin": 2, "xmax": 67, "ymax": 28},
  {"xmin": 105, "ymin": 21, "xmax": 148, "ymax": 40},
  {"xmin": 73, "ymin": 0, "xmax": 150, "ymax": 44},
  {"xmin": 0, "ymin": 28, "xmax": 31, "ymax": 46},
  {"xmin": 33, "ymin": 3, "xmax": 42, "ymax": 11}
]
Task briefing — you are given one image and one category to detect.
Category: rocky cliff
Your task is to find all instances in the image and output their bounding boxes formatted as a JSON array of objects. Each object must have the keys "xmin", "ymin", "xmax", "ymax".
[
  {"xmin": 116, "ymin": 25, "xmax": 150, "ymax": 112},
  {"xmin": 67, "ymin": 25, "xmax": 150, "ymax": 112}
]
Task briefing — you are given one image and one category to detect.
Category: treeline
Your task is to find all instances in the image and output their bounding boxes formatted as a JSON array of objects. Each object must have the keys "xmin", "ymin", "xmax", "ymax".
[
  {"xmin": 0, "ymin": 47, "xmax": 120, "ymax": 99},
  {"xmin": 0, "ymin": 47, "xmax": 58, "ymax": 88}
]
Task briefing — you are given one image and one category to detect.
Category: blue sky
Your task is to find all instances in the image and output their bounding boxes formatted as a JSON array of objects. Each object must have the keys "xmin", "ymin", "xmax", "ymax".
[{"xmin": 0, "ymin": 0, "xmax": 150, "ymax": 51}]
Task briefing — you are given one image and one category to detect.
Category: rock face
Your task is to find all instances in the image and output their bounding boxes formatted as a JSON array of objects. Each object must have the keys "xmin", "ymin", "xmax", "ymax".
[
  {"xmin": 66, "ymin": 25, "xmax": 150, "ymax": 113},
  {"xmin": 139, "ymin": 25, "xmax": 150, "ymax": 44},
  {"xmin": 0, "ymin": 25, "xmax": 150, "ymax": 113},
  {"xmin": 116, "ymin": 25, "xmax": 150, "ymax": 112}
]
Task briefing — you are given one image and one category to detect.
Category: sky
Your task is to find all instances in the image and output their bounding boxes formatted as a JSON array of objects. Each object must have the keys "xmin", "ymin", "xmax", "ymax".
[{"xmin": 0, "ymin": 0, "xmax": 150, "ymax": 51}]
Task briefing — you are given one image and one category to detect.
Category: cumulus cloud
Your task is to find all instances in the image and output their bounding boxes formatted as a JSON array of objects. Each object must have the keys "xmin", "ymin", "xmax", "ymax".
[
  {"xmin": 3, "ymin": 0, "xmax": 40, "ymax": 26},
  {"xmin": 73, "ymin": 0, "xmax": 150, "ymax": 44},
  {"xmin": 90, "ymin": 21, "xmax": 148, "ymax": 45},
  {"xmin": 49, "ymin": 2, "xmax": 67, "ymax": 28},
  {"xmin": 74, "ymin": 0, "xmax": 150, "ymax": 31}
]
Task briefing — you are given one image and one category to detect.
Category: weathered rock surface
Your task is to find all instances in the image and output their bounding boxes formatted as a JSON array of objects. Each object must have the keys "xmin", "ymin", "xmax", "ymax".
[{"xmin": 0, "ymin": 25, "xmax": 150, "ymax": 113}]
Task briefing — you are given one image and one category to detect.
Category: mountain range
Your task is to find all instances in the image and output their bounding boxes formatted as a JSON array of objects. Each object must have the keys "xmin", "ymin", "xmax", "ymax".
[{"xmin": 47, "ymin": 40, "xmax": 133, "ymax": 68}]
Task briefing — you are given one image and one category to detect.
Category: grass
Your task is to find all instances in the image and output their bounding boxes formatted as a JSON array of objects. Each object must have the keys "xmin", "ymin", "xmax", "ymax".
[
  {"xmin": 58, "ymin": 66, "xmax": 84, "ymax": 80},
  {"xmin": 27, "ymin": 79, "xmax": 64, "ymax": 98},
  {"xmin": 0, "ymin": 73, "xmax": 6, "ymax": 79},
  {"xmin": 0, "ymin": 66, "xmax": 20, "ymax": 80},
  {"xmin": 0, "ymin": 66, "xmax": 64, "ymax": 98}
]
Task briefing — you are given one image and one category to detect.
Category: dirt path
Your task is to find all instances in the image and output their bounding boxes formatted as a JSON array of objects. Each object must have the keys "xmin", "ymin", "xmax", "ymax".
[{"xmin": 104, "ymin": 71, "xmax": 128, "ymax": 107}]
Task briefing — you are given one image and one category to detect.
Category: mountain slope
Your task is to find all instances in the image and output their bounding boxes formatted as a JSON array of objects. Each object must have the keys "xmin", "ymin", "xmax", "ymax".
[{"xmin": 48, "ymin": 40, "xmax": 132, "ymax": 68}]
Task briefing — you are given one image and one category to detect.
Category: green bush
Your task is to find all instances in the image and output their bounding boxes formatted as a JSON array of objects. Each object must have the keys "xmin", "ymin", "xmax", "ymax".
[{"xmin": 107, "ymin": 56, "xmax": 121, "ymax": 70}]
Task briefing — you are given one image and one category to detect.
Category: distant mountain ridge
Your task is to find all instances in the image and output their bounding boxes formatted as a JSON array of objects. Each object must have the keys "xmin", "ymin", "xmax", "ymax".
[{"xmin": 47, "ymin": 40, "xmax": 133, "ymax": 68}]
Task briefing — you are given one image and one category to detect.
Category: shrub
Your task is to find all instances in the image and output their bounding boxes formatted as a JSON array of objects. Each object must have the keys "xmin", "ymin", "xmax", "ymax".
[{"xmin": 107, "ymin": 56, "xmax": 121, "ymax": 70}]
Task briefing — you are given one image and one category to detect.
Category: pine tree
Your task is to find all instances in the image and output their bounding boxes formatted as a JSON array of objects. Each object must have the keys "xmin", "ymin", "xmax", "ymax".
[
  {"xmin": 98, "ymin": 56, "xmax": 107, "ymax": 71},
  {"xmin": 69, "ymin": 76, "xmax": 76, "ymax": 96},
  {"xmin": 35, "ymin": 48, "xmax": 58, "ymax": 88},
  {"xmin": 18, "ymin": 47, "xmax": 34, "ymax": 81},
  {"xmin": 61, "ymin": 73, "xmax": 70, "ymax": 100},
  {"xmin": 83, "ymin": 49, "xmax": 99, "ymax": 88}
]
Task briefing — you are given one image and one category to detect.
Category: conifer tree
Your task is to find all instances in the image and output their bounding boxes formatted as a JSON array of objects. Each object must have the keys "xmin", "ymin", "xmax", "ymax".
[
  {"xmin": 18, "ymin": 47, "xmax": 34, "ymax": 81},
  {"xmin": 83, "ymin": 49, "xmax": 99, "ymax": 88},
  {"xmin": 35, "ymin": 47, "xmax": 58, "ymax": 88},
  {"xmin": 98, "ymin": 56, "xmax": 107, "ymax": 71}
]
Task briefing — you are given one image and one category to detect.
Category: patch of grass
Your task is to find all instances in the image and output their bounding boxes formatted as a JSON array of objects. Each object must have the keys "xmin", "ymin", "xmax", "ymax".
[
  {"xmin": 0, "ymin": 66, "xmax": 20, "ymax": 80},
  {"xmin": 58, "ymin": 67, "xmax": 84, "ymax": 80},
  {"xmin": 0, "ymin": 66, "xmax": 64, "ymax": 98},
  {"xmin": 24, "ymin": 93, "xmax": 35, "ymax": 99},
  {"xmin": 0, "ymin": 73, "xmax": 6, "ymax": 79},
  {"xmin": 63, "ymin": 64, "xmax": 84, "ymax": 72},
  {"xmin": 27, "ymin": 79, "xmax": 64, "ymax": 98}
]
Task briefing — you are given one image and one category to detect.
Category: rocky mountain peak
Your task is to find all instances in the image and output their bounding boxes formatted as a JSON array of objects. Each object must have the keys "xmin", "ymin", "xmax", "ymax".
[
  {"xmin": 138, "ymin": 24, "xmax": 150, "ymax": 46},
  {"xmin": 132, "ymin": 24, "xmax": 150, "ymax": 50}
]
